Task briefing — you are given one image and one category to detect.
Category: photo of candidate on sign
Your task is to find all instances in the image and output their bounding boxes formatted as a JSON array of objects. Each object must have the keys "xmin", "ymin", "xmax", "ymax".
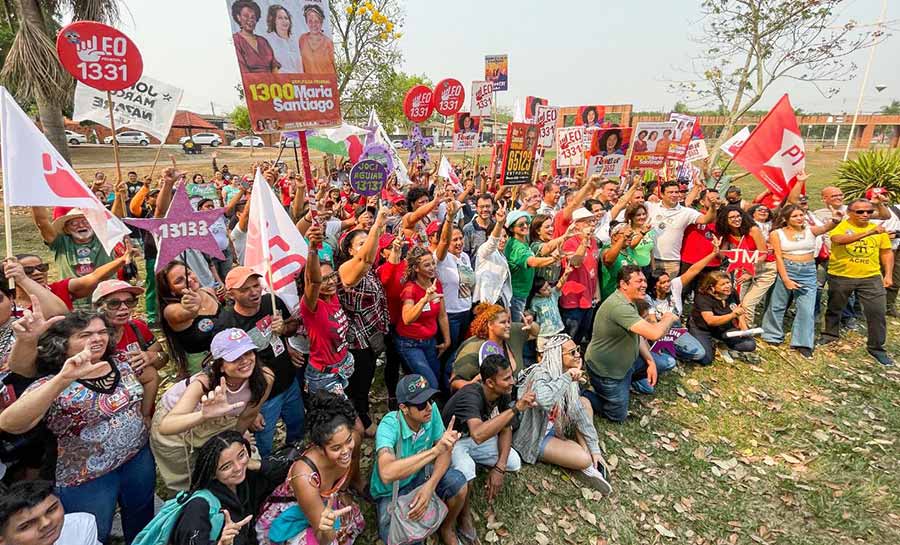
[
  {"xmin": 586, "ymin": 127, "xmax": 632, "ymax": 178},
  {"xmin": 500, "ymin": 123, "xmax": 538, "ymax": 184},
  {"xmin": 629, "ymin": 121, "xmax": 676, "ymax": 170},
  {"xmin": 226, "ymin": 0, "xmax": 340, "ymax": 131},
  {"xmin": 453, "ymin": 112, "xmax": 479, "ymax": 151},
  {"xmin": 485, "ymin": 54, "xmax": 508, "ymax": 91}
]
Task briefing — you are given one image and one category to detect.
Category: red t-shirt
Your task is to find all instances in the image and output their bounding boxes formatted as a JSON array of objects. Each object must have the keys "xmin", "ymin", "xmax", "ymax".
[
  {"xmin": 300, "ymin": 294, "xmax": 350, "ymax": 371},
  {"xmin": 48, "ymin": 279, "xmax": 75, "ymax": 310},
  {"xmin": 377, "ymin": 260, "xmax": 406, "ymax": 326},
  {"xmin": 277, "ymin": 178, "xmax": 292, "ymax": 206},
  {"xmin": 727, "ymin": 232, "xmax": 775, "ymax": 262},
  {"xmin": 560, "ymin": 237, "xmax": 599, "ymax": 310},
  {"xmin": 680, "ymin": 223, "xmax": 721, "ymax": 266},
  {"xmin": 552, "ymin": 211, "xmax": 573, "ymax": 238},
  {"xmin": 116, "ymin": 319, "xmax": 155, "ymax": 354},
  {"xmin": 395, "ymin": 281, "xmax": 443, "ymax": 339}
]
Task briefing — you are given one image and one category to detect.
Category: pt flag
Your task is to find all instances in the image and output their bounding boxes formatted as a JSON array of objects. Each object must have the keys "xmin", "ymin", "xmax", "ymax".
[
  {"xmin": 72, "ymin": 76, "xmax": 183, "ymax": 141},
  {"xmin": 0, "ymin": 86, "xmax": 128, "ymax": 254},
  {"xmin": 245, "ymin": 169, "xmax": 309, "ymax": 312},
  {"xmin": 731, "ymin": 94, "xmax": 805, "ymax": 199},
  {"xmin": 720, "ymin": 127, "xmax": 751, "ymax": 158}
]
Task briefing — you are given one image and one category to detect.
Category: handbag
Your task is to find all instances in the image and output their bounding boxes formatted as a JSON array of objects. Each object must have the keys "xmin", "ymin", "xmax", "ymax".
[{"xmin": 387, "ymin": 430, "xmax": 448, "ymax": 545}]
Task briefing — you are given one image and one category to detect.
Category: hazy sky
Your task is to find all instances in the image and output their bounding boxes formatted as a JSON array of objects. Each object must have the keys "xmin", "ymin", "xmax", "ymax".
[{"xmin": 115, "ymin": 0, "xmax": 898, "ymax": 117}]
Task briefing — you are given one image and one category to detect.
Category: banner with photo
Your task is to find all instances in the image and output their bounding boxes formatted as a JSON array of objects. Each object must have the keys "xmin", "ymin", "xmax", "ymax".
[
  {"xmin": 586, "ymin": 127, "xmax": 632, "ymax": 178},
  {"xmin": 225, "ymin": 0, "xmax": 341, "ymax": 132},
  {"xmin": 534, "ymin": 104, "xmax": 558, "ymax": 149},
  {"xmin": 72, "ymin": 76, "xmax": 183, "ymax": 141},
  {"xmin": 452, "ymin": 112, "xmax": 480, "ymax": 150},
  {"xmin": 500, "ymin": 122, "xmax": 538, "ymax": 184},
  {"xmin": 629, "ymin": 121, "xmax": 676, "ymax": 170},
  {"xmin": 524, "ymin": 96, "xmax": 548, "ymax": 122},
  {"xmin": 484, "ymin": 54, "xmax": 508, "ymax": 91},
  {"xmin": 556, "ymin": 126, "xmax": 585, "ymax": 169},
  {"xmin": 667, "ymin": 113, "xmax": 698, "ymax": 161},
  {"xmin": 470, "ymin": 81, "xmax": 493, "ymax": 117}
]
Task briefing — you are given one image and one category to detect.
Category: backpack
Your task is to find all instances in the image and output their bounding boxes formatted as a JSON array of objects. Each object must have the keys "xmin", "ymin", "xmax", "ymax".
[{"xmin": 131, "ymin": 489, "xmax": 224, "ymax": 545}]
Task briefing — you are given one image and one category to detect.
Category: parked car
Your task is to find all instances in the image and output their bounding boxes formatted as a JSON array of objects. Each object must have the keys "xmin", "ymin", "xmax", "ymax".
[
  {"xmin": 179, "ymin": 132, "xmax": 222, "ymax": 146},
  {"xmin": 65, "ymin": 130, "xmax": 87, "ymax": 145},
  {"xmin": 231, "ymin": 135, "xmax": 264, "ymax": 147},
  {"xmin": 103, "ymin": 130, "xmax": 151, "ymax": 146}
]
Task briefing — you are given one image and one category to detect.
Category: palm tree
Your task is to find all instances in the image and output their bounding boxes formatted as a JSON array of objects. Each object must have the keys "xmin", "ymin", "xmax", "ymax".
[
  {"xmin": 2, "ymin": 0, "xmax": 118, "ymax": 163},
  {"xmin": 881, "ymin": 100, "xmax": 900, "ymax": 115}
]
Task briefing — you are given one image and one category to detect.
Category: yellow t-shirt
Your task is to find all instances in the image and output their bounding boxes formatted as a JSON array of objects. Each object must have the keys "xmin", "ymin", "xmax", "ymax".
[{"xmin": 828, "ymin": 220, "xmax": 891, "ymax": 278}]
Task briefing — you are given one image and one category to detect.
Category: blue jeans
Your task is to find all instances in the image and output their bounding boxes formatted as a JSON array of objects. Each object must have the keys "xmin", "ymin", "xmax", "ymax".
[
  {"xmin": 509, "ymin": 296, "xmax": 527, "ymax": 322},
  {"xmin": 632, "ymin": 352, "xmax": 676, "ymax": 394},
  {"xmin": 586, "ymin": 357, "xmax": 646, "ymax": 422},
  {"xmin": 674, "ymin": 329, "xmax": 707, "ymax": 362},
  {"xmin": 57, "ymin": 444, "xmax": 156, "ymax": 544},
  {"xmin": 762, "ymin": 260, "xmax": 817, "ymax": 349},
  {"xmin": 395, "ymin": 336, "xmax": 441, "ymax": 389},
  {"xmin": 255, "ymin": 378, "xmax": 304, "ymax": 457},
  {"xmin": 441, "ymin": 310, "xmax": 472, "ymax": 391},
  {"xmin": 375, "ymin": 465, "xmax": 468, "ymax": 544},
  {"xmin": 560, "ymin": 307, "xmax": 594, "ymax": 346}
]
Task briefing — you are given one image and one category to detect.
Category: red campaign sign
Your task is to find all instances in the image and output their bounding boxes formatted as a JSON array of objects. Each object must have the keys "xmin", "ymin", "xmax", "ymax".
[
  {"xmin": 404, "ymin": 85, "xmax": 434, "ymax": 123},
  {"xmin": 56, "ymin": 21, "xmax": 143, "ymax": 92},
  {"xmin": 433, "ymin": 78, "xmax": 466, "ymax": 116}
]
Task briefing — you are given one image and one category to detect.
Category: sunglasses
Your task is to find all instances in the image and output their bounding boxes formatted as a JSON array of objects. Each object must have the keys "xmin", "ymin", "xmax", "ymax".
[
  {"xmin": 103, "ymin": 298, "xmax": 138, "ymax": 309},
  {"xmin": 409, "ymin": 400, "xmax": 431, "ymax": 411},
  {"xmin": 23, "ymin": 264, "xmax": 50, "ymax": 274},
  {"xmin": 851, "ymin": 209, "xmax": 874, "ymax": 215},
  {"xmin": 323, "ymin": 272, "xmax": 339, "ymax": 283},
  {"xmin": 564, "ymin": 346, "xmax": 582, "ymax": 358}
]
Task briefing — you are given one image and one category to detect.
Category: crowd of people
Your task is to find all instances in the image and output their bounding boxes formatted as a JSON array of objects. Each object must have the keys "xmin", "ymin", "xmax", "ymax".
[{"xmin": 0, "ymin": 153, "xmax": 897, "ymax": 545}]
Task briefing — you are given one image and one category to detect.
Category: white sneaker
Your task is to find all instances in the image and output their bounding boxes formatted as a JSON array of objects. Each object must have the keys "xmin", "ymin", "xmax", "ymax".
[{"xmin": 576, "ymin": 465, "xmax": 612, "ymax": 495}]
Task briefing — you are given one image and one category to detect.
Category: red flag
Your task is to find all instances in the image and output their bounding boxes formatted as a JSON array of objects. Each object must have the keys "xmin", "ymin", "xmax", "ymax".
[{"xmin": 732, "ymin": 94, "xmax": 805, "ymax": 199}]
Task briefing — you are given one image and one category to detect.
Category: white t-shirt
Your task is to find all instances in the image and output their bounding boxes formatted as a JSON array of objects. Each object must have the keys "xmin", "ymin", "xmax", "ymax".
[
  {"xmin": 437, "ymin": 251, "xmax": 475, "ymax": 313},
  {"xmin": 646, "ymin": 201, "xmax": 702, "ymax": 261},
  {"xmin": 648, "ymin": 277, "xmax": 684, "ymax": 318},
  {"xmin": 56, "ymin": 513, "xmax": 101, "ymax": 545}
]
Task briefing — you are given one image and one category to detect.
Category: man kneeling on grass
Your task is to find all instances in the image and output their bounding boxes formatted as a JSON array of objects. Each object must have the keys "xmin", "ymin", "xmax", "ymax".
[
  {"xmin": 372, "ymin": 374, "xmax": 472, "ymax": 545},
  {"xmin": 443, "ymin": 355, "xmax": 536, "ymax": 508},
  {"xmin": 0, "ymin": 481, "xmax": 100, "ymax": 545}
]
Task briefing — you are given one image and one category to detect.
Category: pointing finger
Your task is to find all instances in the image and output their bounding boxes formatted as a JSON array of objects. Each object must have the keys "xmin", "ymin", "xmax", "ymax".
[
  {"xmin": 448, "ymin": 415, "xmax": 456, "ymax": 430},
  {"xmin": 332, "ymin": 505, "xmax": 353, "ymax": 517},
  {"xmin": 222, "ymin": 509, "xmax": 233, "ymax": 526},
  {"xmin": 236, "ymin": 514, "xmax": 253, "ymax": 527}
]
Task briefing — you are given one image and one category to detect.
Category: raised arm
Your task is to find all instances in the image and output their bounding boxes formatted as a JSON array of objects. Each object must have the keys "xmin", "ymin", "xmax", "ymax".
[
  {"xmin": 628, "ymin": 312, "xmax": 678, "ymax": 341},
  {"xmin": 2, "ymin": 260, "xmax": 68, "ymax": 317},
  {"xmin": 561, "ymin": 175, "xmax": 600, "ymax": 222},
  {"xmin": 677, "ymin": 236, "xmax": 722, "ymax": 287},
  {"xmin": 434, "ymin": 201, "xmax": 459, "ymax": 263},
  {"xmin": 31, "ymin": 207, "xmax": 57, "ymax": 245},
  {"xmin": 339, "ymin": 206, "xmax": 388, "ymax": 287},
  {"xmin": 302, "ymin": 225, "xmax": 325, "ymax": 312}
]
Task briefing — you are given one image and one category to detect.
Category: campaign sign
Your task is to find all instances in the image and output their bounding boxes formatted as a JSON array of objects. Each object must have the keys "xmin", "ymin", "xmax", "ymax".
[
  {"xmin": 404, "ymin": 85, "xmax": 434, "ymax": 123},
  {"xmin": 629, "ymin": 121, "xmax": 676, "ymax": 170},
  {"xmin": 349, "ymin": 159, "xmax": 387, "ymax": 196},
  {"xmin": 484, "ymin": 55, "xmax": 508, "ymax": 91},
  {"xmin": 556, "ymin": 126, "xmax": 585, "ymax": 169},
  {"xmin": 56, "ymin": 21, "xmax": 143, "ymax": 91},
  {"xmin": 535, "ymin": 105, "xmax": 559, "ymax": 149},
  {"xmin": 433, "ymin": 78, "xmax": 465, "ymax": 116},
  {"xmin": 684, "ymin": 139, "xmax": 709, "ymax": 163},
  {"xmin": 471, "ymin": 81, "xmax": 493, "ymax": 117},
  {"xmin": 500, "ymin": 123, "xmax": 538, "ymax": 185}
]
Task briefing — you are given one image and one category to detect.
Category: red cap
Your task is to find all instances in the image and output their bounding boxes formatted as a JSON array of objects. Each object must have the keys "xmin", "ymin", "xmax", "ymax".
[{"xmin": 426, "ymin": 221, "xmax": 441, "ymax": 237}]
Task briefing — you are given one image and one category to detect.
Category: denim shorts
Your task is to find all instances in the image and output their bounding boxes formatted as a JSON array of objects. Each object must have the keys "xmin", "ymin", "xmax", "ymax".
[
  {"xmin": 538, "ymin": 426, "xmax": 556, "ymax": 457},
  {"xmin": 305, "ymin": 352, "xmax": 354, "ymax": 398}
]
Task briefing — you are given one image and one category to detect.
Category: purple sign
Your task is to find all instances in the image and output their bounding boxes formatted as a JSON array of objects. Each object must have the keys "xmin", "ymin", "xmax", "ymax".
[
  {"xmin": 650, "ymin": 327, "xmax": 688, "ymax": 357},
  {"xmin": 349, "ymin": 159, "xmax": 388, "ymax": 196}
]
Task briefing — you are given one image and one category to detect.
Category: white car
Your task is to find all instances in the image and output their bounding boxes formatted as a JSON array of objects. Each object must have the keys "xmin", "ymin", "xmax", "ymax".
[
  {"xmin": 104, "ymin": 130, "xmax": 150, "ymax": 146},
  {"xmin": 231, "ymin": 135, "xmax": 264, "ymax": 147},
  {"xmin": 65, "ymin": 130, "xmax": 87, "ymax": 145},
  {"xmin": 179, "ymin": 132, "xmax": 222, "ymax": 146}
]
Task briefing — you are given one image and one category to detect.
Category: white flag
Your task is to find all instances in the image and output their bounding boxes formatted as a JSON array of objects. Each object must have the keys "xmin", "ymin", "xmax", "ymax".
[
  {"xmin": 719, "ymin": 127, "xmax": 751, "ymax": 158},
  {"xmin": 245, "ymin": 168, "xmax": 308, "ymax": 312},
  {"xmin": 0, "ymin": 86, "xmax": 128, "ymax": 254},
  {"xmin": 438, "ymin": 156, "xmax": 461, "ymax": 190},
  {"xmin": 72, "ymin": 76, "xmax": 183, "ymax": 141},
  {"xmin": 367, "ymin": 109, "xmax": 410, "ymax": 186}
]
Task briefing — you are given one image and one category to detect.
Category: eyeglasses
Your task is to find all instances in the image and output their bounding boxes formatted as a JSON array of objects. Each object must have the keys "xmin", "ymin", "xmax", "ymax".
[
  {"xmin": 103, "ymin": 298, "xmax": 138, "ymax": 309},
  {"xmin": 564, "ymin": 347, "xmax": 582, "ymax": 358},
  {"xmin": 23, "ymin": 264, "xmax": 50, "ymax": 274},
  {"xmin": 410, "ymin": 400, "xmax": 431, "ymax": 411},
  {"xmin": 851, "ymin": 209, "xmax": 874, "ymax": 215},
  {"xmin": 323, "ymin": 272, "xmax": 339, "ymax": 283}
]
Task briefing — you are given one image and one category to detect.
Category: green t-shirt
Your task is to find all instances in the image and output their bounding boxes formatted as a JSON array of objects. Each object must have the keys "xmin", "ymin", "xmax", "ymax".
[
  {"xmin": 531, "ymin": 241, "xmax": 561, "ymax": 283},
  {"xmin": 504, "ymin": 238, "xmax": 535, "ymax": 299},
  {"xmin": 369, "ymin": 404, "xmax": 445, "ymax": 499},
  {"xmin": 453, "ymin": 326, "xmax": 527, "ymax": 382},
  {"xmin": 50, "ymin": 234, "xmax": 113, "ymax": 308},
  {"xmin": 600, "ymin": 246, "xmax": 626, "ymax": 301},
  {"xmin": 626, "ymin": 231, "xmax": 656, "ymax": 267},
  {"xmin": 585, "ymin": 290, "xmax": 642, "ymax": 380}
]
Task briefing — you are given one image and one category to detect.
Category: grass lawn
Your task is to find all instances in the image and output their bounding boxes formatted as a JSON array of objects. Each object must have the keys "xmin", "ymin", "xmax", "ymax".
[{"xmin": 2, "ymin": 148, "xmax": 898, "ymax": 544}]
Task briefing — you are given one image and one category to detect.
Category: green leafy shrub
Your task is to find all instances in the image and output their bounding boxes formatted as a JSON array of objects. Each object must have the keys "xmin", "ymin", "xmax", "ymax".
[{"xmin": 837, "ymin": 149, "xmax": 900, "ymax": 200}]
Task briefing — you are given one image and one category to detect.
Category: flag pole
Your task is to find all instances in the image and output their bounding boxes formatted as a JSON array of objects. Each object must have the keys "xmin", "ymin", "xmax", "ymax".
[
  {"xmin": 106, "ymin": 92, "xmax": 123, "ymax": 186},
  {"xmin": 147, "ymin": 142, "xmax": 166, "ymax": 181},
  {"xmin": 2, "ymin": 177, "xmax": 13, "ymax": 291}
]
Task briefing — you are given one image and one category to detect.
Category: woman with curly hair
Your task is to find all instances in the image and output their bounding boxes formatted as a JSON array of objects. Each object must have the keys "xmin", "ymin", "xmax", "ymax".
[
  {"xmin": 165, "ymin": 430, "xmax": 292, "ymax": 545},
  {"xmin": 716, "ymin": 204, "xmax": 775, "ymax": 325},
  {"xmin": 513, "ymin": 334, "xmax": 611, "ymax": 493},
  {"xmin": 0, "ymin": 311, "xmax": 155, "ymax": 543},
  {"xmin": 151, "ymin": 328, "xmax": 274, "ymax": 492},
  {"xmin": 395, "ymin": 246, "xmax": 451, "ymax": 390},
  {"xmin": 449, "ymin": 303, "xmax": 539, "ymax": 391},
  {"xmin": 256, "ymin": 392, "xmax": 365, "ymax": 545}
]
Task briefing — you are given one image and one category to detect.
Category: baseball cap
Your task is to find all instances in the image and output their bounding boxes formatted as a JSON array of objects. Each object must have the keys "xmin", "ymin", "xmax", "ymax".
[
  {"xmin": 210, "ymin": 328, "xmax": 257, "ymax": 362},
  {"xmin": 91, "ymin": 279, "xmax": 144, "ymax": 305},
  {"xmin": 225, "ymin": 266, "xmax": 262, "ymax": 290},
  {"xmin": 378, "ymin": 233, "xmax": 396, "ymax": 254},
  {"xmin": 426, "ymin": 221, "xmax": 441, "ymax": 237},
  {"xmin": 505, "ymin": 210, "xmax": 532, "ymax": 228},
  {"xmin": 396, "ymin": 374, "xmax": 439, "ymax": 406},
  {"xmin": 572, "ymin": 208, "xmax": 594, "ymax": 222}
]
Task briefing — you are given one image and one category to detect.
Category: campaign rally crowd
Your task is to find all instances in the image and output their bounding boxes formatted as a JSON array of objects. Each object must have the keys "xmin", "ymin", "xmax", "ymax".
[{"xmin": 0, "ymin": 156, "xmax": 897, "ymax": 545}]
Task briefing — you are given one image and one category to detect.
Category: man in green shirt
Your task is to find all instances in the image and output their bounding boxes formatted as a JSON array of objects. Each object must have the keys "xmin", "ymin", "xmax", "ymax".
[
  {"xmin": 585, "ymin": 265, "xmax": 677, "ymax": 422},
  {"xmin": 372, "ymin": 374, "xmax": 472, "ymax": 545}
]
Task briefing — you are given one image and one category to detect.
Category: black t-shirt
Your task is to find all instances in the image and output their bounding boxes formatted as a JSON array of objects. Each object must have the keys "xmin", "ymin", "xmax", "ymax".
[
  {"xmin": 690, "ymin": 292, "xmax": 738, "ymax": 336},
  {"xmin": 215, "ymin": 296, "xmax": 294, "ymax": 396},
  {"xmin": 442, "ymin": 383, "xmax": 512, "ymax": 437}
]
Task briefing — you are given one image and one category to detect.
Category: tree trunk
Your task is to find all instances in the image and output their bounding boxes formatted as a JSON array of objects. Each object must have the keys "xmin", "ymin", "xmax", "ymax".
[{"xmin": 16, "ymin": 0, "xmax": 71, "ymax": 163}]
